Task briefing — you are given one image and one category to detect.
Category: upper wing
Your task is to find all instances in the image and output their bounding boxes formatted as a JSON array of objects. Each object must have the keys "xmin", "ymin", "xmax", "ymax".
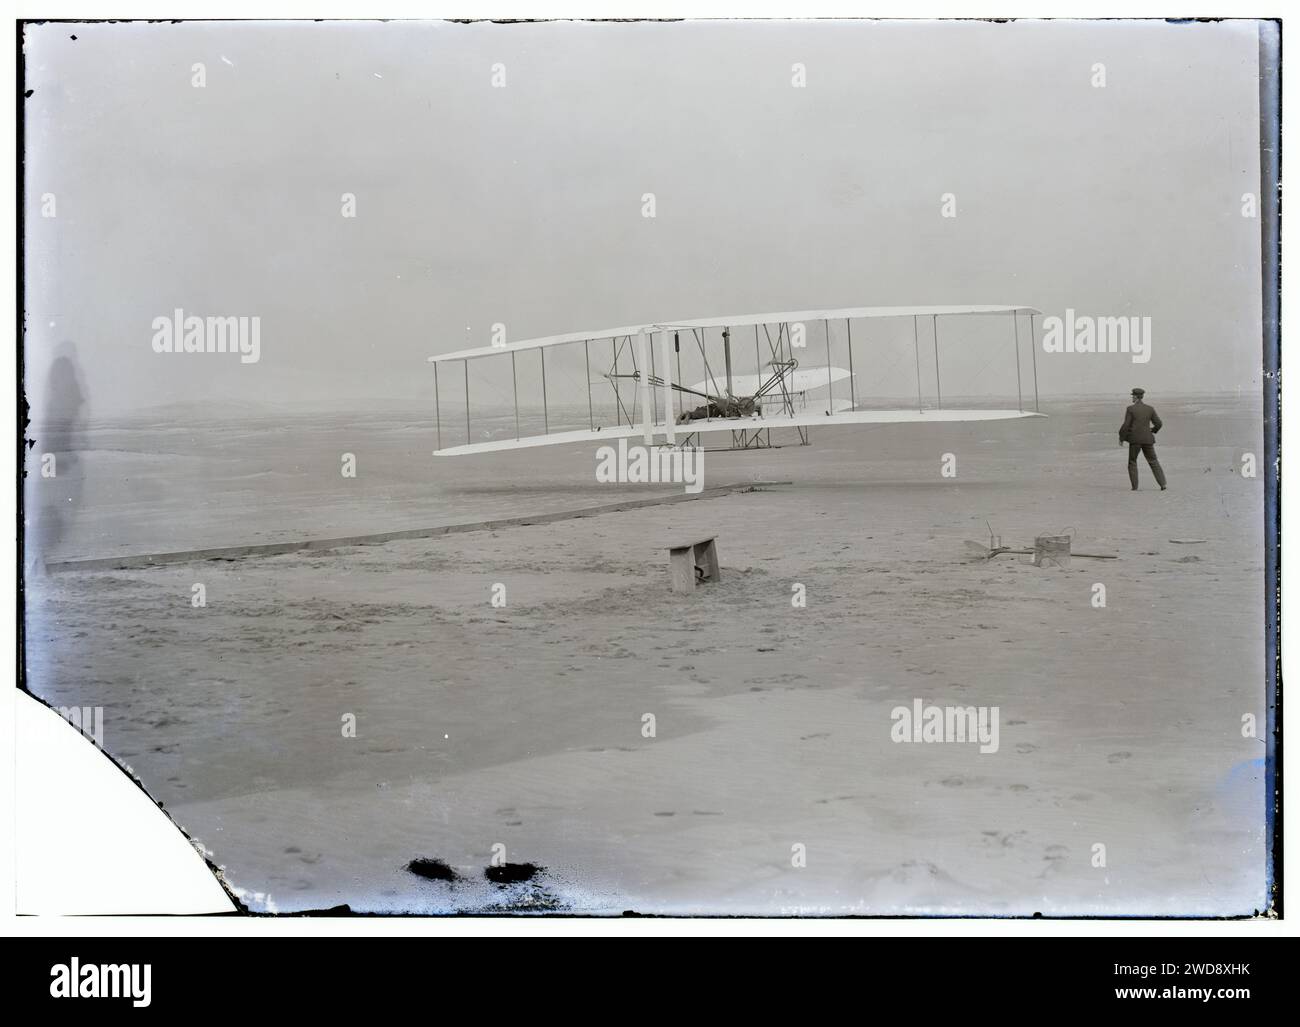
[
  {"xmin": 429, "ymin": 305, "xmax": 1043, "ymax": 364},
  {"xmin": 434, "ymin": 408, "xmax": 1044, "ymax": 456}
]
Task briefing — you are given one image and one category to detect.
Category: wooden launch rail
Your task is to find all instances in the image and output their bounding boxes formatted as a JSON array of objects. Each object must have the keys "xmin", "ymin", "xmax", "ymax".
[{"xmin": 45, "ymin": 482, "xmax": 791, "ymax": 573}]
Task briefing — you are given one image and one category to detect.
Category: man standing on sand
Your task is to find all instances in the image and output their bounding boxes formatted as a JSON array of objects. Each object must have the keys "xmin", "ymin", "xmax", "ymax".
[{"xmin": 1119, "ymin": 387, "xmax": 1167, "ymax": 491}]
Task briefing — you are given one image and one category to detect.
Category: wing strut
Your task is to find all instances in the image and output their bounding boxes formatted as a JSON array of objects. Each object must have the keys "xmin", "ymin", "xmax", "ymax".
[
  {"xmin": 723, "ymin": 327, "xmax": 733, "ymax": 397},
  {"xmin": 540, "ymin": 348, "xmax": 549, "ymax": 435},
  {"xmin": 847, "ymin": 318, "xmax": 856, "ymax": 411},
  {"xmin": 635, "ymin": 329, "xmax": 653, "ymax": 444},
  {"xmin": 1012, "ymin": 311, "xmax": 1023, "ymax": 413},
  {"xmin": 912, "ymin": 315, "xmax": 923, "ymax": 413},
  {"xmin": 511, "ymin": 351, "xmax": 520, "ymax": 439},
  {"xmin": 675, "ymin": 332, "xmax": 683, "ymax": 421},
  {"xmin": 434, "ymin": 361, "xmax": 442, "ymax": 451},
  {"xmin": 658, "ymin": 329, "xmax": 676, "ymax": 444},
  {"xmin": 649, "ymin": 331, "xmax": 657, "ymax": 423},
  {"xmin": 584, "ymin": 340, "xmax": 594, "ymax": 431},
  {"xmin": 825, "ymin": 319, "xmax": 833, "ymax": 407},
  {"xmin": 1029, "ymin": 313, "xmax": 1039, "ymax": 412},
  {"xmin": 932, "ymin": 315, "xmax": 942, "ymax": 410}
]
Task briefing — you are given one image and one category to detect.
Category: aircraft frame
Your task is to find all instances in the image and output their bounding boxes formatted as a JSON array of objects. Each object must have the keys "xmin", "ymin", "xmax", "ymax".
[{"xmin": 428, "ymin": 305, "xmax": 1045, "ymax": 456}]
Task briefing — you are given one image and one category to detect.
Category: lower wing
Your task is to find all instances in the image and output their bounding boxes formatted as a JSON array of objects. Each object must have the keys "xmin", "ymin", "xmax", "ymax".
[{"xmin": 433, "ymin": 408, "xmax": 1043, "ymax": 456}]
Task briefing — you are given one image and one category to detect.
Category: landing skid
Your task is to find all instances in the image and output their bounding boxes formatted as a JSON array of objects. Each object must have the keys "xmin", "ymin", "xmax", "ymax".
[{"xmin": 678, "ymin": 426, "xmax": 811, "ymax": 452}]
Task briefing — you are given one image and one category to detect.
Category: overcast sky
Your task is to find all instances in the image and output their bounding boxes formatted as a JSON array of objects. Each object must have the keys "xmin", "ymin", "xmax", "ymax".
[{"xmin": 23, "ymin": 18, "xmax": 1265, "ymax": 419}]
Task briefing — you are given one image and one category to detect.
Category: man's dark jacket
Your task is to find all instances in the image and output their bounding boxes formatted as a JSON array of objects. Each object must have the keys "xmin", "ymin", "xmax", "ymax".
[{"xmin": 1119, "ymin": 401, "xmax": 1163, "ymax": 446}]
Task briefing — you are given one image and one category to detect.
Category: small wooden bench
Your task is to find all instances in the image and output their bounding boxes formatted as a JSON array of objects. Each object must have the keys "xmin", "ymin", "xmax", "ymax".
[{"xmin": 668, "ymin": 535, "xmax": 720, "ymax": 593}]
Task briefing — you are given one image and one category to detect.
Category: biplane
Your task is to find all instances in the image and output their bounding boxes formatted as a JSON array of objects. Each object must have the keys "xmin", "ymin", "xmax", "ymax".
[{"xmin": 428, "ymin": 305, "xmax": 1044, "ymax": 456}]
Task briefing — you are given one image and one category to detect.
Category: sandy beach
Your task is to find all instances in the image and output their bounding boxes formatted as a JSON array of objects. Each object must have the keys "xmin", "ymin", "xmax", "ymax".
[{"xmin": 22, "ymin": 395, "xmax": 1269, "ymax": 915}]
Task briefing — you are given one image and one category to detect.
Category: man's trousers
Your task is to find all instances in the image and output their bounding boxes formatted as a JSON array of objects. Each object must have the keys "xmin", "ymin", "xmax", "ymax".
[{"xmin": 1128, "ymin": 442, "xmax": 1167, "ymax": 489}]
